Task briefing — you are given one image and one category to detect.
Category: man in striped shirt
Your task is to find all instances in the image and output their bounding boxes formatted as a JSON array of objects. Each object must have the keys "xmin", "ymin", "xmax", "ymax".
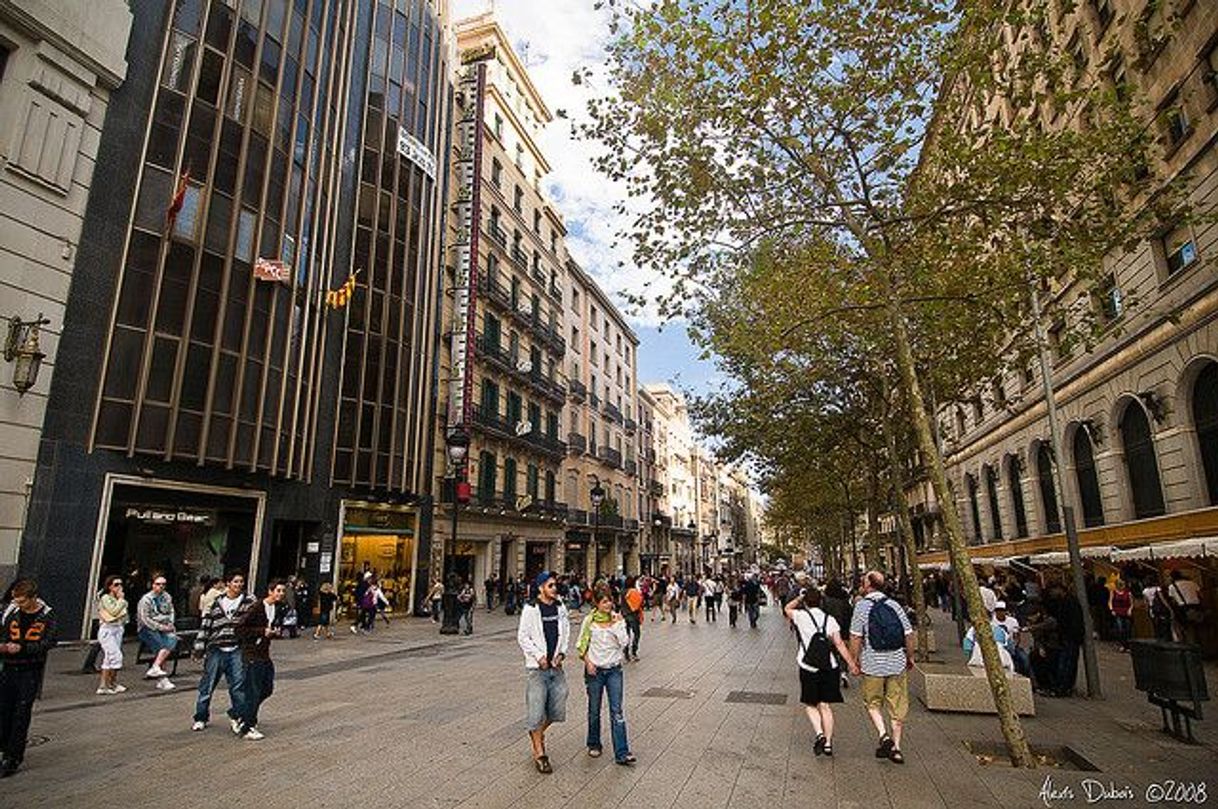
[{"xmin": 849, "ymin": 571, "xmax": 914, "ymax": 764}]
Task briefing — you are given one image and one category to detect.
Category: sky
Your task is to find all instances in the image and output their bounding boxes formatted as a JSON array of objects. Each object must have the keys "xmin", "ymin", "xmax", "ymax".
[{"xmin": 451, "ymin": 0, "xmax": 721, "ymax": 398}]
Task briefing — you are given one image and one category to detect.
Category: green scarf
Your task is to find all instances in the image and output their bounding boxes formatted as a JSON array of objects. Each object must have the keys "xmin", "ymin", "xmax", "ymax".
[{"xmin": 577, "ymin": 609, "xmax": 614, "ymax": 658}]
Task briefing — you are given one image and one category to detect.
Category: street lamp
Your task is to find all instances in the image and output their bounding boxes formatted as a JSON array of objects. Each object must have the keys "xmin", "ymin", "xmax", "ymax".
[
  {"xmin": 440, "ymin": 426, "xmax": 470, "ymax": 635},
  {"xmin": 686, "ymin": 521, "xmax": 696, "ymax": 574},
  {"xmin": 590, "ymin": 476, "xmax": 605, "ymax": 581}
]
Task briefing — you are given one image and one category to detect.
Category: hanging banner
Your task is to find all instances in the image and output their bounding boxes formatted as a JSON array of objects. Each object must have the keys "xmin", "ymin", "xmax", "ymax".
[
  {"xmin": 253, "ymin": 257, "xmax": 291, "ymax": 282},
  {"xmin": 397, "ymin": 127, "xmax": 437, "ymax": 180}
]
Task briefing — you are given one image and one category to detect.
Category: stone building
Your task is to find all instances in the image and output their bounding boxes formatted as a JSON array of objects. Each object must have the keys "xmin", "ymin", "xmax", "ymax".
[{"xmin": 0, "ymin": 0, "xmax": 132, "ymax": 584}]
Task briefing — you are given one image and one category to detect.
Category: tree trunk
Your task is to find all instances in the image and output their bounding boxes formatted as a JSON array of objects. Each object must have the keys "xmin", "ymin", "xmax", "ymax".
[
  {"xmin": 866, "ymin": 468, "xmax": 881, "ymax": 571},
  {"xmin": 880, "ymin": 393, "xmax": 930, "ymax": 663},
  {"xmin": 886, "ymin": 298, "xmax": 1036, "ymax": 769}
]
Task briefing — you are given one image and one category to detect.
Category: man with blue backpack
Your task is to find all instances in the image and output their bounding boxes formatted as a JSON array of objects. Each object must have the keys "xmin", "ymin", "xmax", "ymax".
[{"xmin": 848, "ymin": 571, "xmax": 914, "ymax": 764}]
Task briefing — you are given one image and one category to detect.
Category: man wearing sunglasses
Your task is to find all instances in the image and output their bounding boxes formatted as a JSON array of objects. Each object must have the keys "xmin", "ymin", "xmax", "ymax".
[{"xmin": 517, "ymin": 570, "xmax": 569, "ymax": 774}]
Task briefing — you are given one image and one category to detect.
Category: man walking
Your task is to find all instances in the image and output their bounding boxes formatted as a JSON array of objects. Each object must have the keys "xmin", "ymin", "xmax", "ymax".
[
  {"xmin": 458, "ymin": 579, "xmax": 476, "ymax": 635},
  {"xmin": 0, "ymin": 579, "xmax": 56, "ymax": 777},
  {"xmin": 742, "ymin": 575, "xmax": 762, "ymax": 628},
  {"xmin": 136, "ymin": 574, "xmax": 179, "ymax": 689},
  {"xmin": 623, "ymin": 577, "xmax": 644, "ymax": 661},
  {"xmin": 192, "ymin": 570, "xmax": 255, "ymax": 734},
  {"xmin": 235, "ymin": 580, "xmax": 285, "ymax": 741},
  {"xmin": 849, "ymin": 571, "xmax": 914, "ymax": 764},
  {"xmin": 517, "ymin": 571, "xmax": 569, "ymax": 773}
]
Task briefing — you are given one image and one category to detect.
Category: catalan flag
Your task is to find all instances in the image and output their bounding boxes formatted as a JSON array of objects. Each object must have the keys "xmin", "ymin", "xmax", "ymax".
[
  {"xmin": 166, "ymin": 168, "xmax": 191, "ymax": 230},
  {"xmin": 326, "ymin": 269, "xmax": 359, "ymax": 309}
]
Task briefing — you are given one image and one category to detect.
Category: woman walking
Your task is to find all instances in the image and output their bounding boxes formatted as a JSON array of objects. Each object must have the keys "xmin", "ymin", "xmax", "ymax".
[
  {"xmin": 96, "ymin": 576, "xmax": 128, "ymax": 695},
  {"xmin": 313, "ymin": 582, "xmax": 337, "ymax": 640},
  {"xmin": 578, "ymin": 584, "xmax": 636, "ymax": 765},
  {"xmin": 785, "ymin": 587, "xmax": 856, "ymax": 757},
  {"xmin": 1109, "ymin": 578, "xmax": 1133, "ymax": 652}
]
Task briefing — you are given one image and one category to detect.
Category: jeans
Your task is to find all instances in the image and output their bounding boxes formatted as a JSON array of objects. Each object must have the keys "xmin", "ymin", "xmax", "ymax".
[
  {"xmin": 1054, "ymin": 640, "xmax": 1080, "ymax": 696},
  {"xmin": 242, "ymin": 660, "xmax": 275, "ymax": 730},
  {"xmin": 1009, "ymin": 645, "xmax": 1032, "ymax": 678},
  {"xmin": 430, "ymin": 599, "xmax": 441, "ymax": 622},
  {"xmin": 624, "ymin": 614, "xmax": 641, "ymax": 657},
  {"xmin": 459, "ymin": 604, "xmax": 474, "ymax": 634},
  {"xmin": 728, "ymin": 603, "xmax": 739, "ymax": 627},
  {"xmin": 194, "ymin": 648, "xmax": 247, "ymax": 723},
  {"xmin": 746, "ymin": 604, "xmax": 759, "ymax": 627},
  {"xmin": 1112, "ymin": 615, "xmax": 1131, "ymax": 648},
  {"xmin": 705, "ymin": 597, "xmax": 717, "ymax": 622},
  {"xmin": 585, "ymin": 665, "xmax": 629, "ymax": 761},
  {"xmin": 0, "ymin": 666, "xmax": 41, "ymax": 764}
]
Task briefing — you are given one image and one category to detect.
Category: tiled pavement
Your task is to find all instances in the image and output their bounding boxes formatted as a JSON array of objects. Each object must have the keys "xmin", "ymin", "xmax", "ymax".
[{"xmin": 8, "ymin": 603, "xmax": 1217, "ymax": 808}]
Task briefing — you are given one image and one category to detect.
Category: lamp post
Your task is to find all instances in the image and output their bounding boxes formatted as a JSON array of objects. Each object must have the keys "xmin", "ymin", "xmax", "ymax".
[
  {"xmin": 440, "ymin": 426, "xmax": 470, "ymax": 635},
  {"xmin": 686, "ymin": 521, "xmax": 696, "ymax": 575},
  {"xmin": 590, "ymin": 477, "xmax": 605, "ymax": 581}
]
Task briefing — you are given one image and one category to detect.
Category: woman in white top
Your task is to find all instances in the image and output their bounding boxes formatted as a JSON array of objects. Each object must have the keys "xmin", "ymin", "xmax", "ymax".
[
  {"xmin": 577, "ymin": 584, "xmax": 636, "ymax": 765},
  {"xmin": 785, "ymin": 587, "xmax": 857, "ymax": 757}
]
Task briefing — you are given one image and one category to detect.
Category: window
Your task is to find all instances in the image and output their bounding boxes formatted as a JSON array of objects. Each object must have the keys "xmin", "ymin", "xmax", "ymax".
[
  {"xmin": 1162, "ymin": 226, "xmax": 1197, "ymax": 276},
  {"xmin": 515, "ymin": 142, "xmax": 524, "ymax": 168},
  {"xmin": 984, "ymin": 466, "xmax": 1003, "ymax": 541},
  {"xmin": 491, "ymin": 158, "xmax": 502, "ymax": 188},
  {"xmin": 1193, "ymin": 361, "xmax": 1218, "ymax": 505},
  {"xmin": 1073, "ymin": 426, "xmax": 1105, "ymax": 527},
  {"xmin": 550, "ymin": 232, "xmax": 557, "ymax": 254},
  {"xmin": 1109, "ymin": 52, "xmax": 1129, "ymax": 103},
  {"xmin": 971, "ymin": 396, "xmax": 984, "ymax": 425},
  {"xmin": 1120, "ymin": 402, "xmax": 1165, "ymax": 519},
  {"xmin": 992, "ymin": 379, "xmax": 1006, "ymax": 409},
  {"xmin": 477, "ymin": 451, "xmax": 497, "ymax": 498},
  {"xmin": 533, "ymin": 209, "xmax": 541, "ymax": 233},
  {"xmin": 1068, "ymin": 31, "xmax": 1086, "ymax": 77},
  {"xmin": 503, "ymin": 457, "xmax": 517, "ymax": 499},
  {"xmin": 0, "ymin": 43, "xmax": 9, "ymax": 84},
  {"xmin": 513, "ymin": 184, "xmax": 523, "ymax": 213},
  {"xmin": 1037, "ymin": 443, "xmax": 1062, "ymax": 533},
  {"xmin": 545, "ymin": 470, "xmax": 556, "ymax": 503},
  {"xmin": 571, "ymin": 325, "xmax": 580, "ymax": 351},
  {"xmin": 526, "ymin": 464, "xmax": 539, "ymax": 499},
  {"xmin": 507, "ymin": 391, "xmax": 522, "ymax": 424},
  {"xmin": 1206, "ymin": 43, "xmax": 1218, "ymax": 103},
  {"xmin": 1096, "ymin": 274, "xmax": 1123, "ymax": 321},
  {"xmin": 1161, "ymin": 92, "xmax": 1191, "ymax": 148},
  {"xmin": 1007, "ymin": 456, "xmax": 1029, "ymax": 538},
  {"xmin": 955, "ymin": 407, "xmax": 966, "ymax": 438},
  {"xmin": 493, "ymin": 112, "xmax": 503, "ymax": 139},
  {"xmin": 966, "ymin": 474, "xmax": 983, "ymax": 544},
  {"xmin": 1092, "ymin": 0, "xmax": 1113, "ymax": 31},
  {"xmin": 571, "ymin": 289, "xmax": 580, "ymax": 312}
]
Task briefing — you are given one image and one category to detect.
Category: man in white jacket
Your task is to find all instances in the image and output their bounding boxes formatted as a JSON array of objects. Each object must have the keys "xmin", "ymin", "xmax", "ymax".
[{"xmin": 517, "ymin": 570, "xmax": 570, "ymax": 774}]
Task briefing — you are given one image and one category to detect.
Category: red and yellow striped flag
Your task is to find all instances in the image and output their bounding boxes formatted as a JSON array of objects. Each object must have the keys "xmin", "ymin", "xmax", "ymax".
[{"xmin": 326, "ymin": 270, "xmax": 359, "ymax": 309}]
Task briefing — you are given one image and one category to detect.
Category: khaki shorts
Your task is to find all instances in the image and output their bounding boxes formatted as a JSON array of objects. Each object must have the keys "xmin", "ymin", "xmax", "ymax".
[{"xmin": 861, "ymin": 672, "xmax": 909, "ymax": 721}]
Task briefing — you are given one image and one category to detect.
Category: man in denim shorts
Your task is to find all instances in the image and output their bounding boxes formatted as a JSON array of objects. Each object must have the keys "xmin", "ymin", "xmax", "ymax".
[{"xmin": 517, "ymin": 570, "xmax": 569, "ymax": 773}]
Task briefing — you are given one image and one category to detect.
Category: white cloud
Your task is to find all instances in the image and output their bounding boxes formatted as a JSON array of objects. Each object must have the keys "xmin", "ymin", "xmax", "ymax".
[{"xmin": 452, "ymin": 0, "xmax": 672, "ymax": 328}]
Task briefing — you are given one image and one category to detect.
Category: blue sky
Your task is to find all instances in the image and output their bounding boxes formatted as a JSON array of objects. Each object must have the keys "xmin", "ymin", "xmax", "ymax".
[{"xmin": 635, "ymin": 324, "xmax": 721, "ymax": 397}]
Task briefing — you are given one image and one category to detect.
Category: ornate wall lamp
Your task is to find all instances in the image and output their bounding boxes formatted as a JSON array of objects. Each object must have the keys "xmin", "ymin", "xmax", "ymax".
[{"xmin": 3, "ymin": 314, "xmax": 50, "ymax": 395}]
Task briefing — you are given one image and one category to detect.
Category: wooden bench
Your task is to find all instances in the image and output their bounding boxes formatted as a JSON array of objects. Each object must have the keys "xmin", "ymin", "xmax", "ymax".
[
  {"xmin": 135, "ymin": 629, "xmax": 199, "ymax": 678},
  {"xmin": 911, "ymin": 660, "xmax": 1035, "ymax": 715}
]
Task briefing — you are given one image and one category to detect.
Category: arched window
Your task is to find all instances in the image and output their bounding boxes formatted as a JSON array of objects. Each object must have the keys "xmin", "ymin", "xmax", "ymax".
[
  {"xmin": 1195, "ymin": 362, "xmax": 1218, "ymax": 505},
  {"xmin": 966, "ymin": 474, "xmax": 983, "ymax": 544},
  {"xmin": 1007, "ymin": 455, "xmax": 1029, "ymax": 538},
  {"xmin": 984, "ymin": 465, "xmax": 1003, "ymax": 540},
  {"xmin": 1037, "ymin": 443, "xmax": 1061, "ymax": 533},
  {"xmin": 1073, "ymin": 427, "xmax": 1105, "ymax": 527},
  {"xmin": 1120, "ymin": 402, "xmax": 1165, "ymax": 518}
]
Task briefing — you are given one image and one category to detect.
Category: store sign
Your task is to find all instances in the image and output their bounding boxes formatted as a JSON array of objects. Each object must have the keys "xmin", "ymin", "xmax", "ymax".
[
  {"xmin": 396, "ymin": 127, "xmax": 437, "ymax": 180},
  {"xmin": 124, "ymin": 507, "xmax": 214, "ymax": 526}
]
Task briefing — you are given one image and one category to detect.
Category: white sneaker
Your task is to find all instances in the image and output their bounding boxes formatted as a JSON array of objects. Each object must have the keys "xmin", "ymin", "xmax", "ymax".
[
  {"xmin": 96, "ymin": 687, "xmax": 113, "ymax": 695},
  {"xmin": 230, "ymin": 717, "xmax": 244, "ymax": 735},
  {"xmin": 242, "ymin": 728, "xmax": 265, "ymax": 741},
  {"xmin": 111, "ymin": 684, "xmax": 127, "ymax": 694},
  {"xmin": 350, "ymin": 625, "xmax": 358, "ymax": 634},
  {"xmin": 155, "ymin": 678, "xmax": 176, "ymax": 690},
  {"xmin": 145, "ymin": 666, "xmax": 167, "ymax": 678},
  {"xmin": 191, "ymin": 721, "xmax": 206, "ymax": 731}
]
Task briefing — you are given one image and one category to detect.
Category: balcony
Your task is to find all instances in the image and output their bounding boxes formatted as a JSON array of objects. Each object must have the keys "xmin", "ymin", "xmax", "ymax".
[
  {"xmin": 547, "ymin": 282, "xmax": 562, "ymax": 303},
  {"xmin": 487, "ymin": 223, "xmax": 507, "ymax": 247},
  {"xmin": 474, "ymin": 332, "xmax": 514, "ymax": 375},
  {"xmin": 645, "ymin": 448, "xmax": 656, "ymax": 464},
  {"xmin": 568, "ymin": 379, "xmax": 587, "ymax": 402},
  {"xmin": 526, "ymin": 368, "xmax": 567, "ymax": 405},
  {"xmin": 567, "ymin": 509, "xmax": 588, "ymax": 526},
  {"xmin": 597, "ymin": 446, "xmax": 622, "ymax": 469},
  {"xmin": 590, "ymin": 390, "xmax": 601, "ymax": 408},
  {"xmin": 603, "ymin": 401, "xmax": 623, "ymax": 424},
  {"xmin": 511, "ymin": 245, "xmax": 528, "ymax": 267},
  {"xmin": 471, "ymin": 404, "xmax": 566, "ymax": 459},
  {"xmin": 599, "ymin": 513, "xmax": 624, "ymax": 530},
  {"xmin": 648, "ymin": 479, "xmax": 664, "ymax": 498},
  {"xmin": 625, "ymin": 518, "xmax": 640, "ymax": 532},
  {"xmin": 567, "ymin": 432, "xmax": 587, "ymax": 454},
  {"xmin": 477, "ymin": 273, "xmax": 512, "ymax": 311},
  {"xmin": 624, "ymin": 458, "xmax": 638, "ymax": 477},
  {"xmin": 624, "ymin": 417, "xmax": 637, "ymax": 435},
  {"xmin": 535, "ymin": 500, "xmax": 569, "ymax": 521}
]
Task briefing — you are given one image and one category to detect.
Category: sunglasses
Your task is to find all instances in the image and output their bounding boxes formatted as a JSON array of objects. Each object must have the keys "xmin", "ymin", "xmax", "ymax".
[{"xmin": 153, "ymin": 581, "xmax": 167, "ymax": 586}]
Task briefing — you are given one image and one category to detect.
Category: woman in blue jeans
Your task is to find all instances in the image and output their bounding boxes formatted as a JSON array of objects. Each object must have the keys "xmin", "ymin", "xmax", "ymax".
[{"xmin": 577, "ymin": 585, "xmax": 636, "ymax": 765}]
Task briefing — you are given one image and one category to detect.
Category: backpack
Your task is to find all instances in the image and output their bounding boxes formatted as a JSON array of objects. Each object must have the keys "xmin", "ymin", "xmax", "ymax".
[
  {"xmin": 866, "ymin": 596, "xmax": 905, "ymax": 652},
  {"xmin": 795, "ymin": 609, "xmax": 833, "ymax": 670}
]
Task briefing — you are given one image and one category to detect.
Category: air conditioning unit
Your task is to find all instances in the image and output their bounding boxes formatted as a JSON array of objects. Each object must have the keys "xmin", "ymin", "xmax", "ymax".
[
  {"xmin": 516, "ymin": 358, "xmax": 533, "ymax": 374},
  {"xmin": 515, "ymin": 421, "xmax": 533, "ymax": 436}
]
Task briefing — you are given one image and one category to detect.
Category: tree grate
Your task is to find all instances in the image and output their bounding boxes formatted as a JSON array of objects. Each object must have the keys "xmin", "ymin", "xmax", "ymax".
[{"xmin": 725, "ymin": 690, "xmax": 788, "ymax": 705}]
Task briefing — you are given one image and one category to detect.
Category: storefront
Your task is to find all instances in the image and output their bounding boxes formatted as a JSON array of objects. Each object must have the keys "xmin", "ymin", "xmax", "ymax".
[
  {"xmin": 87, "ymin": 475, "xmax": 266, "ymax": 637},
  {"xmin": 525, "ymin": 541, "xmax": 550, "ymax": 580},
  {"xmin": 564, "ymin": 539, "xmax": 588, "ymax": 579},
  {"xmin": 337, "ymin": 501, "xmax": 420, "ymax": 617}
]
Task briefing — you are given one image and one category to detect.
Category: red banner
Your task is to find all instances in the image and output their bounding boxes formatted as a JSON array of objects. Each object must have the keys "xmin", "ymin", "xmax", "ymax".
[{"xmin": 253, "ymin": 257, "xmax": 290, "ymax": 282}]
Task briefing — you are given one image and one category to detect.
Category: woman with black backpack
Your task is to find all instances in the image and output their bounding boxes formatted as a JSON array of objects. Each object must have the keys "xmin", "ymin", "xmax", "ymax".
[{"xmin": 785, "ymin": 587, "xmax": 857, "ymax": 757}]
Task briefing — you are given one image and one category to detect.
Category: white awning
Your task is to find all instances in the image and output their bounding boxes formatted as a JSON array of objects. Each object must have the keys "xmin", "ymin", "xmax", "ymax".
[
  {"xmin": 1113, "ymin": 538, "xmax": 1216, "ymax": 561},
  {"xmin": 1028, "ymin": 551, "xmax": 1070, "ymax": 565},
  {"xmin": 1080, "ymin": 545, "xmax": 1115, "ymax": 560}
]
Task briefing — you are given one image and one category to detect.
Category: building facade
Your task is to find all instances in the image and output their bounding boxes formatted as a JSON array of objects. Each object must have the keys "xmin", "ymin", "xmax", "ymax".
[
  {"xmin": 644, "ymin": 383, "xmax": 699, "ymax": 571},
  {"xmin": 20, "ymin": 0, "xmax": 454, "ymax": 635},
  {"xmin": 916, "ymin": 1, "xmax": 1217, "ymax": 643},
  {"xmin": 0, "ymin": 0, "xmax": 133, "ymax": 584}
]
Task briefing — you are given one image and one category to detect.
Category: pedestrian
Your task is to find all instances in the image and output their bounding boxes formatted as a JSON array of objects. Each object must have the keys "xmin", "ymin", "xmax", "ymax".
[
  {"xmin": 426, "ymin": 577, "xmax": 444, "ymax": 623},
  {"xmin": 703, "ymin": 574, "xmax": 717, "ymax": 622},
  {"xmin": 485, "ymin": 574, "xmax": 496, "ymax": 612},
  {"xmin": 683, "ymin": 576, "xmax": 700, "ymax": 624},
  {"xmin": 993, "ymin": 601, "xmax": 1031, "ymax": 676},
  {"xmin": 517, "ymin": 571, "xmax": 570, "ymax": 774},
  {"xmin": 199, "ymin": 577, "xmax": 224, "ymax": 617},
  {"xmin": 727, "ymin": 578, "xmax": 742, "ymax": 627},
  {"xmin": 650, "ymin": 577, "xmax": 665, "ymax": 622},
  {"xmin": 458, "ymin": 579, "xmax": 476, "ymax": 635},
  {"xmin": 293, "ymin": 575, "xmax": 311, "ymax": 632},
  {"xmin": 742, "ymin": 575, "xmax": 762, "ymax": 628},
  {"xmin": 313, "ymin": 582, "xmax": 337, "ymax": 640},
  {"xmin": 1166, "ymin": 570, "xmax": 1204, "ymax": 645},
  {"xmin": 577, "ymin": 584, "xmax": 637, "ymax": 765},
  {"xmin": 191, "ymin": 570, "xmax": 254, "ymax": 733},
  {"xmin": 1047, "ymin": 583, "xmax": 1084, "ymax": 696},
  {"xmin": 0, "ymin": 579, "xmax": 56, "ymax": 777},
  {"xmin": 351, "ymin": 571, "xmax": 373, "ymax": 634},
  {"xmin": 95, "ymin": 576, "xmax": 128, "ymax": 695},
  {"xmin": 235, "ymin": 579, "xmax": 285, "ymax": 741},
  {"xmin": 282, "ymin": 575, "xmax": 299, "ymax": 639},
  {"xmin": 848, "ymin": 571, "xmax": 914, "ymax": 765},
  {"xmin": 785, "ymin": 586, "xmax": 856, "ymax": 757},
  {"xmin": 1109, "ymin": 579, "xmax": 1133, "ymax": 652},
  {"xmin": 622, "ymin": 577, "xmax": 644, "ymax": 661},
  {"xmin": 370, "ymin": 579, "xmax": 391, "ymax": 627},
  {"xmin": 136, "ymin": 574, "xmax": 178, "ymax": 690}
]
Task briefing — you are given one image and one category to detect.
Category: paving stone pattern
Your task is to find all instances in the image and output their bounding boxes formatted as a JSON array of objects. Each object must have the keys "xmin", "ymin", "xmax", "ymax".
[{"xmin": 8, "ymin": 603, "xmax": 1217, "ymax": 808}]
